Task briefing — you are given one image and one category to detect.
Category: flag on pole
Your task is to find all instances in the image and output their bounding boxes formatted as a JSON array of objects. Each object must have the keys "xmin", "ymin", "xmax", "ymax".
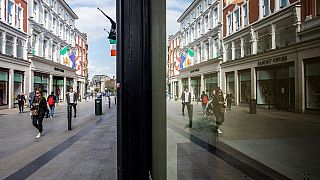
[
  {"xmin": 186, "ymin": 48, "xmax": 194, "ymax": 66},
  {"xmin": 110, "ymin": 39, "xmax": 116, "ymax": 56},
  {"xmin": 69, "ymin": 52, "xmax": 76, "ymax": 69},
  {"xmin": 179, "ymin": 53, "xmax": 186, "ymax": 69},
  {"xmin": 60, "ymin": 46, "xmax": 69, "ymax": 65}
]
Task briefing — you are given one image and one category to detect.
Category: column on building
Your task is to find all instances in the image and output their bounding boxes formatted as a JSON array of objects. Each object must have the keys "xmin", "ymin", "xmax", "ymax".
[
  {"xmin": 251, "ymin": 67, "xmax": 256, "ymax": 100},
  {"xmin": 240, "ymin": 37, "xmax": 244, "ymax": 58},
  {"xmin": 24, "ymin": 72, "xmax": 27, "ymax": 94},
  {"xmin": 179, "ymin": 79, "xmax": 182, "ymax": 99},
  {"xmin": 208, "ymin": 37, "xmax": 212, "ymax": 60},
  {"xmin": 29, "ymin": 69, "xmax": 34, "ymax": 93},
  {"xmin": 251, "ymin": 28, "xmax": 258, "ymax": 55},
  {"xmin": 231, "ymin": 41, "xmax": 235, "ymax": 60},
  {"xmin": 13, "ymin": 36, "xmax": 17, "ymax": 57},
  {"xmin": 63, "ymin": 76, "xmax": 67, "ymax": 101},
  {"xmin": 188, "ymin": 77, "xmax": 191, "ymax": 96},
  {"xmin": 1, "ymin": 32, "xmax": 6, "ymax": 53},
  {"xmin": 23, "ymin": 37, "xmax": 28, "ymax": 60},
  {"xmin": 49, "ymin": 39, "xmax": 53, "ymax": 60},
  {"xmin": 271, "ymin": 24, "xmax": 276, "ymax": 49},
  {"xmin": 218, "ymin": 67, "xmax": 222, "ymax": 89},
  {"xmin": 234, "ymin": 70, "xmax": 239, "ymax": 106},
  {"xmin": 296, "ymin": 57, "xmax": 304, "ymax": 112},
  {"xmin": 8, "ymin": 69, "xmax": 14, "ymax": 109},
  {"xmin": 200, "ymin": 74, "xmax": 204, "ymax": 93},
  {"xmin": 49, "ymin": 74, "xmax": 53, "ymax": 95},
  {"xmin": 222, "ymin": 42, "xmax": 227, "ymax": 62},
  {"xmin": 200, "ymin": 41, "xmax": 205, "ymax": 62},
  {"xmin": 39, "ymin": 33, "xmax": 44, "ymax": 57}
]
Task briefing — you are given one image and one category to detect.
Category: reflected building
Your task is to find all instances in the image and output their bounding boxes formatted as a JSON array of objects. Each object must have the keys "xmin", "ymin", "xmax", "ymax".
[
  {"xmin": 168, "ymin": 32, "xmax": 181, "ymax": 100},
  {"xmin": 0, "ymin": 0, "xmax": 29, "ymax": 109},
  {"xmin": 175, "ymin": 0, "xmax": 223, "ymax": 101},
  {"xmin": 220, "ymin": 0, "xmax": 320, "ymax": 113}
]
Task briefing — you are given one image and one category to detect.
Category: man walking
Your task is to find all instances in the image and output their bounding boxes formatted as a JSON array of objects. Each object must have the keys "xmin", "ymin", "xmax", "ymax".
[
  {"xmin": 181, "ymin": 88, "xmax": 191, "ymax": 116},
  {"xmin": 16, "ymin": 92, "xmax": 26, "ymax": 113},
  {"xmin": 66, "ymin": 87, "xmax": 78, "ymax": 118},
  {"xmin": 226, "ymin": 91, "xmax": 233, "ymax": 111}
]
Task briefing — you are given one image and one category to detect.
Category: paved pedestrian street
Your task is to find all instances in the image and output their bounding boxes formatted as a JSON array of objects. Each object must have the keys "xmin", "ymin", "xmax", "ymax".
[
  {"xmin": 0, "ymin": 98, "xmax": 117, "ymax": 179},
  {"xmin": 167, "ymin": 100, "xmax": 320, "ymax": 180}
]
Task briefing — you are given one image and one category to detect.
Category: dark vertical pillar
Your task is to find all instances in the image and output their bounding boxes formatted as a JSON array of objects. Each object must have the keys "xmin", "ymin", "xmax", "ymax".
[{"xmin": 117, "ymin": 0, "xmax": 152, "ymax": 179}]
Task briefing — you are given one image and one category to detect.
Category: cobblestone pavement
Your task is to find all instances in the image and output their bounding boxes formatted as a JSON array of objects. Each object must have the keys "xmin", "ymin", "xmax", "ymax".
[
  {"xmin": 0, "ymin": 98, "xmax": 117, "ymax": 179},
  {"xmin": 167, "ymin": 100, "xmax": 320, "ymax": 180}
]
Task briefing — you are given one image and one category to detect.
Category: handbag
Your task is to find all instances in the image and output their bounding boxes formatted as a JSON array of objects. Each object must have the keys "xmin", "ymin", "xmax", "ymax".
[{"xmin": 31, "ymin": 109, "xmax": 39, "ymax": 116}]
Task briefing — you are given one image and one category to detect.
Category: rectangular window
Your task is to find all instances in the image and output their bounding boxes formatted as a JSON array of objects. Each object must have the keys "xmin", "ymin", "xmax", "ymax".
[
  {"xmin": 13, "ymin": 72, "xmax": 24, "ymax": 104},
  {"xmin": 213, "ymin": 8, "xmax": 217, "ymax": 27},
  {"xmin": 239, "ymin": 70, "xmax": 251, "ymax": 103},
  {"xmin": 263, "ymin": 0, "xmax": 270, "ymax": 16},
  {"xmin": 305, "ymin": 60, "xmax": 320, "ymax": 110},
  {"xmin": 317, "ymin": 0, "xmax": 320, "ymax": 16},
  {"xmin": 17, "ymin": 7, "xmax": 22, "ymax": 29},
  {"xmin": 17, "ymin": 39, "xmax": 24, "ymax": 58},
  {"xmin": 7, "ymin": 1, "xmax": 13, "ymax": 24},
  {"xmin": 5, "ymin": 35, "xmax": 14, "ymax": 56},
  {"xmin": 227, "ymin": 14, "xmax": 233, "ymax": 34},
  {"xmin": 33, "ymin": 2, "xmax": 38, "ymax": 21},
  {"xmin": 205, "ymin": 15, "xmax": 208, "ymax": 32},
  {"xmin": 44, "ymin": 11, "xmax": 48, "ymax": 28},
  {"xmin": 234, "ymin": 9, "xmax": 240, "ymax": 31},
  {"xmin": 0, "ymin": 70, "xmax": 9, "ymax": 106},
  {"xmin": 53, "ymin": 17, "xmax": 56, "ymax": 33},
  {"xmin": 280, "ymin": 0, "xmax": 287, "ymax": 8},
  {"xmin": 43, "ymin": 39, "xmax": 47, "ymax": 58},
  {"xmin": 243, "ymin": 3, "xmax": 248, "ymax": 27}
]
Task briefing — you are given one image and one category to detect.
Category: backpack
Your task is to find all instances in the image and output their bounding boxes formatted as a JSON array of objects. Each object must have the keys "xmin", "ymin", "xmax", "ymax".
[
  {"xmin": 202, "ymin": 95, "xmax": 208, "ymax": 104},
  {"xmin": 48, "ymin": 96, "xmax": 55, "ymax": 106}
]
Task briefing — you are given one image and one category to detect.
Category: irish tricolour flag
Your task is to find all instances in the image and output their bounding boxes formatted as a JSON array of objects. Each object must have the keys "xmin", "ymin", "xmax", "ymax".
[
  {"xmin": 110, "ymin": 39, "xmax": 116, "ymax": 56},
  {"xmin": 186, "ymin": 48, "xmax": 194, "ymax": 66},
  {"xmin": 60, "ymin": 46, "xmax": 69, "ymax": 66}
]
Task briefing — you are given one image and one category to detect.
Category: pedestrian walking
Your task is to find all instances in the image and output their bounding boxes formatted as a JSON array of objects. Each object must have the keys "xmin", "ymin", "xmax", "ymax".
[
  {"xmin": 201, "ymin": 91, "xmax": 209, "ymax": 116},
  {"xmin": 226, "ymin": 91, "xmax": 233, "ymax": 111},
  {"xmin": 66, "ymin": 87, "xmax": 78, "ymax": 118},
  {"xmin": 47, "ymin": 91, "xmax": 57, "ymax": 119},
  {"xmin": 16, "ymin": 92, "xmax": 26, "ymax": 113},
  {"xmin": 30, "ymin": 89, "xmax": 47, "ymax": 139},
  {"xmin": 28, "ymin": 91, "xmax": 35, "ymax": 108},
  {"xmin": 181, "ymin": 88, "xmax": 191, "ymax": 116},
  {"xmin": 212, "ymin": 89, "xmax": 226, "ymax": 134}
]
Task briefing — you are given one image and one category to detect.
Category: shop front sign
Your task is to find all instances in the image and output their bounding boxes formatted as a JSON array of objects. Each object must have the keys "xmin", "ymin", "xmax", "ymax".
[
  {"xmin": 190, "ymin": 68, "xmax": 199, "ymax": 73},
  {"xmin": 257, "ymin": 56, "xmax": 287, "ymax": 66}
]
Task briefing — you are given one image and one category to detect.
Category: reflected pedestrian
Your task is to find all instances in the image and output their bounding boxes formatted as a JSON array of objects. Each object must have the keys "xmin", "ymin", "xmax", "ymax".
[
  {"xmin": 226, "ymin": 91, "xmax": 233, "ymax": 111},
  {"xmin": 16, "ymin": 92, "xmax": 26, "ymax": 113},
  {"xmin": 66, "ymin": 87, "xmax": 78, "ymax": 118},
  {"xmin": 213, "ymin": 89, "xmax": 226, "ymax": 134},
  {"xmin": 47, "ymin": 91, "xmax": 57, "ymax": 119},
  {"xmin": 201, "ymin": 91, "xmax": 209, "ymax": 116},
  {"xmin": 28, "ymin": 91, "xmax": 35, "ymax": 108},
  {"xmin": 181, "ymin": 88, "xmax": 191, "ymax": 116},
  {"xmin": 31, "ymin": 89, "xmax": 47, "ymax": 139}
]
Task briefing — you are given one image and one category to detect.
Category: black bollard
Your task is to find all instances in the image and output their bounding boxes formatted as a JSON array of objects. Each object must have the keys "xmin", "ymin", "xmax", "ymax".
[
  {"xmin": 187, "ymin": 104, "xmax": 193, "ymax": 128},
  {"xmin": 114, "ymin": 96, "xmax": 117, "ymax": 105},
  {"xmin": 67, "ymin": 104, "xmax": 72, "ymax": 130},
  {"xmin": 109, "ymin": 97, "xmax": 111, "ymax": 109}
]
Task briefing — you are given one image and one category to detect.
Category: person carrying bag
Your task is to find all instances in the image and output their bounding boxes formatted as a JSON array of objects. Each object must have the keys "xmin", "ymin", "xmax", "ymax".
[{"xmin": 30, "ymin": 89, "xmax": 47, "ymax": 139}]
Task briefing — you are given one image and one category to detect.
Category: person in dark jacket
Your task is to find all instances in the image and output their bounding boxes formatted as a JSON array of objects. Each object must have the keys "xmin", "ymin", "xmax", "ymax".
[
  {"xmin": 212, "ymin": 89, "xmax": 226, "ymax": 134},
  {"xmin": 66, "ymin": 87, "xmax": 78, "ymax": 118},
  {"xmin": 181, "ymin": 88, "xmax": 191, "ymax": 116},
  {"xmin": 31, "ymin": 89, "xmax": 47, "ymax": 139},
  {"xmin": 16, "ymin": 92, "xmax": 26, "ymax": 113},
  {"xmin": 226, "ymin": 91, "xmax": 233, "ymax": 111}
]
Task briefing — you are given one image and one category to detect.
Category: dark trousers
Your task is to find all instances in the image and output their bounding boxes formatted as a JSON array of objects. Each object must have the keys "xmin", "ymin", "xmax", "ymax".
[
  {"xmin": 215, "ymin": 112, "xmax": 225, "ymax": 128},
  {"xmin": 18, "ymin": 102, "xmax": 24, "ymax": 113},
  {"xmin": 33, "ymin": 116, "xmax": 43, "ymax": 133},
  {"xmin": 69, "ymin": 103, "xmax": 77, "ymax": 117},
  {"xmin": 227, "ymin": 100, "xmax": 232, "ymax": 110},
  {"xmin": 182, "ymin": 102, "xmax": 190, "ymax": 115}
]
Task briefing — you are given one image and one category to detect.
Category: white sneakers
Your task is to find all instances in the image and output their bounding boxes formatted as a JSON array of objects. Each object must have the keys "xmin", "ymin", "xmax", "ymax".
[
  {"xmin": 217, "ymin": 129, "xmax": 222, "ymax": 134},
  {"xmin": 50, "ymin": 116, "xmax": 53, "ymax": 119},
  {"xmin": 35, "ymin": 132, "xmax": 42, "ymax": 139}
]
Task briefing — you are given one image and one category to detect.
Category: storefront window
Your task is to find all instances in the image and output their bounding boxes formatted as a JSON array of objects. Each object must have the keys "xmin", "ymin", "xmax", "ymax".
[
  {"xmin": 13, "ymin": 73, "xmax": 24, "ymax": 104},
  {"xmin": 0, "ymin": 70, "xmax": 9, "ymax": 106},
  {"xmin": 257, "ymin": 69, "xmax": 275, "ymax": 105},
  {"xmin": 181, "ymin": 78, "xmax": 188, "ymax": 91},
  {"xmin": 239, "ymin": 70, "xmax": 251, "ymax": 103},
  {"xmin": 53, "ymin": 78, "xmax": 64, "ymax": 101},
  {"xmin": 5, "ymin": 35, "xmax": 14, "ymax": 56},
  {"xmin": 226, "ymin": 72, "xmax": 235, "ymax": 98},
  {"xmin": 305, "ymin": 60, "xmax": 320, "ymax": 110},
  {"xmin": 204, "ymin": 73, "xmax": 218, "ymax": 97},
  {"xmin": 66, "ymin": 78, "xmax": 74, "ymax": 91},
  {"xmin": 34, "ymin": 73, "xmax": 49, "ymax": 98},
  {"xmin": 190, "ymin": 77, "xmax": 200, "ymax": 101}
]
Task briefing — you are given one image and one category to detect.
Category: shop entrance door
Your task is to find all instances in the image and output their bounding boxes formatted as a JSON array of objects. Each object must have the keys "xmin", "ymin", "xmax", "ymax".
[{"xmin": 275, "ymin": 79, "xmax": 289, "ymax": 110}]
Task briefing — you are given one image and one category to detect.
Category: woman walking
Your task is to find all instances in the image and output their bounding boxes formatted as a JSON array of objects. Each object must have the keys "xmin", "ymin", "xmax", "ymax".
[
  {"xmin": 47, "ymin": 91, "xmax": 57, "ymax": 119},
  {"xmin": 30, "ymin": 89, "xmax": 47, "ymax": 139},
  {"xmin": 212, "ymin": 89, "xmax": 226, "ymax": 134},
  {"xmin": 16, "ymin": 92, "xmax": 26, "ymax": 113}
]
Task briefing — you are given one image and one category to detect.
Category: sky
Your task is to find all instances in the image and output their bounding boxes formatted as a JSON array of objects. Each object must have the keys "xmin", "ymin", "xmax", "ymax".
[{"xmin": 66, "ymin": 0, "xmax": 193, "ymax": 80}]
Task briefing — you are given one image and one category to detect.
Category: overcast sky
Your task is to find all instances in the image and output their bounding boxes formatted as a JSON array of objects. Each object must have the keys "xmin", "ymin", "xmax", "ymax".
[{"xmin": 66, "ymin": 0, "xmax": 192, "ymax": 80}]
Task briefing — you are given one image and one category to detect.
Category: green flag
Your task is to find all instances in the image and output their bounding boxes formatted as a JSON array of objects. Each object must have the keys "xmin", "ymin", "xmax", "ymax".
[
  {"xmin": 187, "ymin": 48, "xmax": 194, "ymax": 57},
  {"xmin": 60, "ymin": 46, "xmax": 68, "ymax": 55}
]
